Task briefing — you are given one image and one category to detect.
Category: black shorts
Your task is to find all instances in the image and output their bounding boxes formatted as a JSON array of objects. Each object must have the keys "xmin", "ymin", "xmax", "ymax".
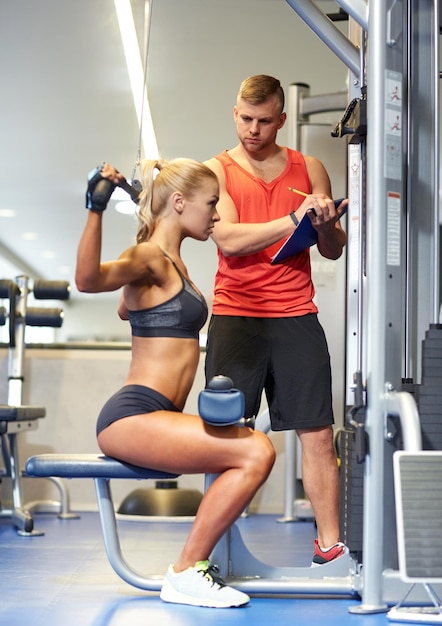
[
  {"xmin": 96, "ymin": 384, "xmax": 179, "ymax": 436},
  {"xmin": 205, "ymin": 314, "xmax": 334, "ymax": 431}
]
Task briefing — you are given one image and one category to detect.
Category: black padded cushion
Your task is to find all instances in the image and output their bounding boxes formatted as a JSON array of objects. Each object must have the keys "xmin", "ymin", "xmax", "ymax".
[{"xmin": 0, "ymin": 405, "xmax": 46, "ymax": 421}]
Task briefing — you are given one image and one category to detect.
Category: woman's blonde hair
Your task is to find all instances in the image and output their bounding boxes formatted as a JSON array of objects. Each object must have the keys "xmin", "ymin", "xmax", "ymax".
[{"xmin": 136, "ymin": 158, "xmax": 218, "ymax": 243}]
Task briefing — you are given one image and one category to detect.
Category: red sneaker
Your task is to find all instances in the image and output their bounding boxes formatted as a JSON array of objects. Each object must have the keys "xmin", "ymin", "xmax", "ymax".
[{"xmin": 311, "ymin": 539, "xmax": 349, "ymax": 567}]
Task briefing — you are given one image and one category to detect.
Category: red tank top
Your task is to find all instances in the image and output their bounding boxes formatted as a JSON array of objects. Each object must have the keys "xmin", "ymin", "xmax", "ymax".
[{"xmin": 212, "ymin": 148, "xmax": 318, "ymax": 317}]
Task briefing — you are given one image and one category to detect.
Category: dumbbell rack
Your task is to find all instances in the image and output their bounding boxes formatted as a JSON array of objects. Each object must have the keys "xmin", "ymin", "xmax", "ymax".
[{"xmin": 0, "ymin": 275, "xmax": 77, "ymax": 535}]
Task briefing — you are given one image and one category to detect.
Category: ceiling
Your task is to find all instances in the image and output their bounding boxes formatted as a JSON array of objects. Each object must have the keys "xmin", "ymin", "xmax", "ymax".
[{"xmin": 0, "ymin": 0, "xmax": 348, "ymax": 309}]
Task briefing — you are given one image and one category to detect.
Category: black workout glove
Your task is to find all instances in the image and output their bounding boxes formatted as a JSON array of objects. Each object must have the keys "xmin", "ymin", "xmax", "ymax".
[{"xmin": 85, "ymin": 163, "xmax": 116, "ymax": 212}]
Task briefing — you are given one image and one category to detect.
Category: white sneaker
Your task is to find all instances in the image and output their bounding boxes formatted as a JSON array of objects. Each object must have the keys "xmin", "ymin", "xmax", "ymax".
[{"xmin": 160, "ymin": 561, "xmax": 250, "ymax": 608}]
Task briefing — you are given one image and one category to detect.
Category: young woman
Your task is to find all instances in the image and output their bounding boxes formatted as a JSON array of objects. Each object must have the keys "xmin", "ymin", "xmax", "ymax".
[{"xmin": 76, "ymin": 159, "xmax": 275, "ymax": 608}]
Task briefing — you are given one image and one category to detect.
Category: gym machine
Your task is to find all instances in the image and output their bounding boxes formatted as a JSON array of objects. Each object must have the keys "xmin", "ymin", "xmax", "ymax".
[
  {"xmin": 285, "ymin": 0, "xmax": 442, "ymax": 613},
  {"xmin": 0, "ymin": 275, "xmax": 77, "ymax": 534}
]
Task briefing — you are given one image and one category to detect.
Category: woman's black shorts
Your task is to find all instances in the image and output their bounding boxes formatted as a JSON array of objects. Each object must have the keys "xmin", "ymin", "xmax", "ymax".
[{"xmin": 96, "ymin": 384, "xmax": 179, "ymax": 436}]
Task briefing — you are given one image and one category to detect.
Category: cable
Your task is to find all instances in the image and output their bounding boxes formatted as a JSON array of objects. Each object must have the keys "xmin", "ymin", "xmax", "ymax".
[{"xmin": 131, "ymin": 0, "xmax": 155, "ymax": 182}]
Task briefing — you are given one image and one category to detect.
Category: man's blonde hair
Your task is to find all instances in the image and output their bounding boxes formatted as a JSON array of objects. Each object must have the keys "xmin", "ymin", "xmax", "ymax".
[{"xmin": 237, "ymin": 75, "xmax": 285, "ymax": 114}]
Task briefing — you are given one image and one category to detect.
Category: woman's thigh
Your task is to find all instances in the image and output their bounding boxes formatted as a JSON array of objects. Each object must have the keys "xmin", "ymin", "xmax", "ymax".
[{"xmin": 97, "ymin": 410, "xmax": 269, "ymax": 475}]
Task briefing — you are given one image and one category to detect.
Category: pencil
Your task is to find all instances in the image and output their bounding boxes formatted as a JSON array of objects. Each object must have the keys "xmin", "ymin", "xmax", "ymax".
[{"xmin": 288, "ymin": 187, "xmax": 308, "ymax": 198}]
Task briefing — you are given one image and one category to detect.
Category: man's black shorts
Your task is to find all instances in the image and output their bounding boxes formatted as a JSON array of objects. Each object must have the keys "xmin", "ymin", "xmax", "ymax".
[{"xmin": 205, "ymin": 314, "xmax": 334, "ymax": 431}]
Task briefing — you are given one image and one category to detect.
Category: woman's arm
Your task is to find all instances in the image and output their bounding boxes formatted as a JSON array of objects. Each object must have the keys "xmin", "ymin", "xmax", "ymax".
[{"xmin": 76, "ymin": 163, "xmax": 157, "ymax": 293}]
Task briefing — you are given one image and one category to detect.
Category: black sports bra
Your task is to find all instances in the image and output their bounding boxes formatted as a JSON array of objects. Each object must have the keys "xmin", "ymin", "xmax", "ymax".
[{"xmin": 127, "ymin": 252, "xmax": 208, "ymax": 339}]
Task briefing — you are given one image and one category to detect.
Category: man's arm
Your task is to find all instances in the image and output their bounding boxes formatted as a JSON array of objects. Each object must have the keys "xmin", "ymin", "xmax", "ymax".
[
  {"xmin": 205, "ymin": 156, "xmax": 347, "ymax": 260},
  {"xmin": 205, "ymin": 157, "xmax": 295, "ymax": 257}
]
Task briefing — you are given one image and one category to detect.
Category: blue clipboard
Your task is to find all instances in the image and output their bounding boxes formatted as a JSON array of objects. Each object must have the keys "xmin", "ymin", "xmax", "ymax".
[{"xmin": 271, "ymin": 199, "xmax": 346, "ymax": 265}]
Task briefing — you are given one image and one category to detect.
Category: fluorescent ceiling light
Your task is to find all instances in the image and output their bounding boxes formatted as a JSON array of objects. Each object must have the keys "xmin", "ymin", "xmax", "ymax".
[
  {"xmin": 0, "ymin": 209, "xmax": 15, "ymax": 218},
  {"xmin": 111, "ymin": 187, "xmax": 128, "ymax": 201},
  {"xmin": 114, "ymin": 0, "xmax": 158, "ymax": 159},
  {"xmin": 115, "ymin": 200, "xmax": 138, "ymax": 215}
]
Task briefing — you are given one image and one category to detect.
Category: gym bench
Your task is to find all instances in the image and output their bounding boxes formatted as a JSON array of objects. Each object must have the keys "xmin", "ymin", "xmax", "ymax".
[
  {"xmin": 25, "ymin": 451, "xmax": 359, "ymax": 596},
  {"xmin": 25, "ymin": 378, "xmax": 360, "ymax": 596},
  {"xmin": 0, "ymin": 405, "xmax": 46, "ymax": 533},
  {"xmin": 25, "ymin": 453, "xmax": 179, "ymax": 591}
]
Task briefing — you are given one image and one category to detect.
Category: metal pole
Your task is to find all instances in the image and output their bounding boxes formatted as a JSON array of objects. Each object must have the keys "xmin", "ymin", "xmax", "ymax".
[
  {"xmin": 335, "ymin": 0, "xmax": 368, "ymax": 31},
  {"xmin": 431, "ymin": 1, "xmax": 440, "ymax": 324},
  {"xmin": 350, "ymin": 0, "xmax": 388, "ymax": 612},
  {"xmin": 284, "ymin": 0, "xmax": 360, "ymax": 80},
  {"xmin": 7, "ymin": 275, "xmax": 30, "ymax": 407}
]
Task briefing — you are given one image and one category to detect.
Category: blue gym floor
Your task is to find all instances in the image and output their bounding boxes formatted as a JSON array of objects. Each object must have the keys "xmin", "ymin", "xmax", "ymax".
[{"xmin": 0, "ymin": 509, "xmax": 400, "ymax": 626}]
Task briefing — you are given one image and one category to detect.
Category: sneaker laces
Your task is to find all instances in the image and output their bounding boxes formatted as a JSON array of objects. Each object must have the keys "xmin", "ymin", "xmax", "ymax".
[{"xmin": 196, "ymin": 561, "xmax": 226, "ymax": 589}]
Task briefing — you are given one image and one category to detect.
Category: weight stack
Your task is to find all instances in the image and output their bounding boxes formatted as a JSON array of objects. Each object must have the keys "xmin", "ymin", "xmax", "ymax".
[
  {"xmin": 338, "ymin": 419, "xmax": 364, "ymax": 562},
  {"xmin": 416, "ymin": 324, "xmax": 442, "ymax": 450},
  {"xmin": 338, "ymin": 324, "xmax": 442, "ymax": 561}
]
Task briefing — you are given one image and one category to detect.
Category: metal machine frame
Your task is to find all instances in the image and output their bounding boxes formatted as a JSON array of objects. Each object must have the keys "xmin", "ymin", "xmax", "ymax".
[
  {"xmin": 285, "ymin": 0, "xmax": 440, "ymax": 613},
  {"xmin": 0, "ymin": 275, "xmax": 77, "ymax": 534}
]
